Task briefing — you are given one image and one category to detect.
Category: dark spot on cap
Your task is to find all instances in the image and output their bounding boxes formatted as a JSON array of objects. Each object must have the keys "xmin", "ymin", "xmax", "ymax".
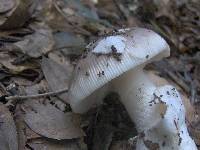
[
  {"xmin": 144, "ymin": 140, "xmax": 160, "ymax": 150},
  {"xmin": 97, "ymin": 71, "xmax": 105, "ymax": 77},
  {"xmin": 167, "ymin": 91, "xmax": 170, "ymax": 95},
  {"xmin": 162, "ymin": 141, "xmax": 166, "ymax": 147},
  {"xmin": 178, "ymin": 133, "xmax": 182, "ymax": 146},
  {"xmin": 172, "ymin": 88, "xmax": 176, "ymax": 91},
  {"xmin": 97, "ymin": 71, "xmax": 101, "ymax": 77},
  {"xmin": 174, "ymin": 120, "xmax": 178, "ymax": 130},
  {"xmin": 111, "ymin": 45, "xmax": 117, "ymax": 53},
  {"xmin": 161, "ymin": 113, "xmax": 165, "ymax": 119},
  {"xmin": 85, "ymin": 72, "xmax": 89, "ymax": 76},
  {"xmin": 181, "ymin": 131, "xmax": 183, "ymax": 134}
]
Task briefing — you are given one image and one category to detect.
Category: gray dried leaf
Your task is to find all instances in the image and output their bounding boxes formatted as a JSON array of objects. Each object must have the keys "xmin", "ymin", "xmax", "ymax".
[
  {"xmin": 0, "ymin": 132, "xmax": 10, "ymax": 150},
  {"xmin": 62, "ymin": 0, "xmax": 98, "ymax": 20},
  {"xmin": 41, "ymin": 57, "xmax": 72, "ymax": 103},
  {"xmin": 53, "ymin": 31, "xmax": 86, "ymax": 55},
  {"xmin": 0, "ymin": 66, "xmax": 10, "ymax": 80},
  {"xmin": 24, "ymin": 100, "xmax": 85, "ymax": 140},
  {"xmin": 28, "ymin": 138, "xmax": 87, "ymax": 150},
  {"xmin": 14, "ymin": 24, "xmax": 54, "ymax": 58},
  {"xmin": 25, "ymin": 125, "xmax": 41, "ymax": 140},
  {"xmin": 14, "ymin": 105, "xmax": 27, "ymax": 150},
  {"xmin": 0, "ymin": 0, "xmax": 16, "ymax": 13},
  {"xmin": 92, "ymin": 125, "xmax": 113, "ymax": 150},
  {"xmin": 24, "ymin": 80, "xmax": 48, "ymax": 95},
  {"xmin": 0, "ymin": 0, "xmax": 37, "ymax": 30},
  {"xmin": 47, "ymin": 0, "xmax": 107, "ymax": 35},
  {"xmin": 0, "ymin": 52, "xmax": 37, "ymax": 74},
  {"xmin": 0, "ymin": 103, "xmax": 18, "ymax": 150}
]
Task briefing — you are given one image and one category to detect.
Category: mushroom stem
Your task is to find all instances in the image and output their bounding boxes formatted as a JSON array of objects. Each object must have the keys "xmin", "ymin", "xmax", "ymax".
[
  {"xmin": 112, "ymin": 67, "xmax": 197, "ymax": 149},
  {"xmin": 112, "ymin": 66, "xmax": 157, "ymax": 131}
]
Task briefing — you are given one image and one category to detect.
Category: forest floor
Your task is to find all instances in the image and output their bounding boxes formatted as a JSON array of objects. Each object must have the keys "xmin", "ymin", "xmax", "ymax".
[{"xmin": 0, "ymin": 0, "xmax": 199, "ymax": 149}]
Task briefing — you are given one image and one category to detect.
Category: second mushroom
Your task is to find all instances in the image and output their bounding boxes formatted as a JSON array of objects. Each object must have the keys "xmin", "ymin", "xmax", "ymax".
[{"xmin": 68, "ymin": 28, "xmax": 197, "ymax": 150}]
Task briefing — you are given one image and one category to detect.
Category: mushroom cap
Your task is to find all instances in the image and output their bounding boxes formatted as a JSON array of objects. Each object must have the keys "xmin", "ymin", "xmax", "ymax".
[{"xmin": 68, "ymin": 27, "xmax": 170, "ymax": 112}]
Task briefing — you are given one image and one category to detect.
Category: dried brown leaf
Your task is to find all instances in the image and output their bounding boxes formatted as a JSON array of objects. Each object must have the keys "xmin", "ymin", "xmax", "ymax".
[
  {"xmin": 14, "ymin": 24, "xmax": 54, "ymax": 58},
  {"xmin": 0, "ymin": 103, "xmax": 18, "ymax": 150},
  {"xmin": 25, "ymin": 126, "xmax": 41, "ymax": 140},
  {"xmin": 53, "ymin": 31, "xmax": 86, "ymax": 55},
  {"xmin": 41, "ymin": 57, "xmax": 72, "ymax": 103},
  {"xmin": 14, "ymin": 104, "xmax": 27, "ymax": 150},
  {"xmin": 27, "ymin": 138, "xmax": 87, "ymax": 150},
  {"xmin": 0, "ymin": 0, "xmax": 37, "ymax": 30},
  {"xmin": 0, "ymin": 52, "xmax": 38, "ymax": 74},
  {"xmin": 0, "ymin": 0, "xmax": 16, "ymax": 13},
  {"xmin": 92, "ymin": 125, "xmax": 113, "ymax": 150},
  {"xmin": 24, "ymin": 100, "xmax": 85, "ymax": 140}
]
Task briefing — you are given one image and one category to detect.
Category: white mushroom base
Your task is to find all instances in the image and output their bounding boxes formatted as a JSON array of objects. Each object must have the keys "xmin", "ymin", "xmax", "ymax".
[
  {"xmin": 112, "ymin": 68, "xmax": 197, "ymax": 150},
  {"xmin": 136, "ymin": 86, "xmax": 197, "ymax": 150}
]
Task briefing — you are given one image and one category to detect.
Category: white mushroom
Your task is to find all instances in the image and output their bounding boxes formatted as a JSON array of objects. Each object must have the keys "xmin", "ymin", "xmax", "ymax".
[{"xmin": 68, "ymin": 28, "xmax": 197, "ymax": 150}]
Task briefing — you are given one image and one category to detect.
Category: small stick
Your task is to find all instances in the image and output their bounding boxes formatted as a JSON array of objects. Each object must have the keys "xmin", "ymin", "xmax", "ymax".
[
  {"xmin": 165, "ymin": 70, "xmax": 190, "ymax": 93},
  {"xmin": 6, "ymin": 88, "xmax": 68, "ymax": 101},
  {"xmin": 113, "ymin": 0, "xmax": 128, "ymax": 20},
  {"xmin": 53, "ymin": 0, "xmax": 91, "ymax": 36}
]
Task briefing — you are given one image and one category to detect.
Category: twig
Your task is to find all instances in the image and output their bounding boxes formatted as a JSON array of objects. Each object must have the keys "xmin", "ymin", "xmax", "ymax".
[
  {"xmin": 191, "ymin": 82, "xmax": 197, "ymax": 104},
  {"xmin": 6, "ymin": 88, "xmax": 68, "ymax": 101},
  {"xmin": 166, "ymin": 70, "xmax": 190, "ymax": 93},
  {"xmin": 113, "ymin": 0, "xmax": 128, "ymax": 20},
  {"xmin": 181, "ymin": 52, "xmax": 200, "ymax": 65},
  {"xmin": 53, "ymin": 0, "xmax": 91, "ymax": 36},
  {"xmin": 0, "ymin": 82, "xmax": 9, "ymax": 95}
]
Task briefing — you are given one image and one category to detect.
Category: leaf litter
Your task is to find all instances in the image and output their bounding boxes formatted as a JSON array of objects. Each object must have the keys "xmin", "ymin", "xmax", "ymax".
[
  {"xmin": 0, "ymin": 0, "xmax": 199, "ymax": 149},
  {"xmin": 0, "ymin": 103, "xmax": 18, "ymax": 150},
  {"xmin": 14, "ymin": 23, "xmax": 54, "ymax": 58},
  {"xmin": 41, "ymin": 57, "xmax": 72, "ymax": 103},
  {"xmin": 23, "ymin": 100, "xmax": 85, "ymax": 140}
]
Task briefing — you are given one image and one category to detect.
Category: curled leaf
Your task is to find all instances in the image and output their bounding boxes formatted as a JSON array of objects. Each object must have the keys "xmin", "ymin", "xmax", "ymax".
[
  {"xmin": 24, "ymin": 100, "xmax": 85, "ymax": 140},
  {"xmin": 14, "ymin": 24, "xmax": 54, "ymax": 58},
  {"xmin": 0, "ymin": 103, "xmax": 18, "ymax": 150},
  {"xmin": 0, "ymin": 0, "xmax": 37, "ymax": 30}
]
